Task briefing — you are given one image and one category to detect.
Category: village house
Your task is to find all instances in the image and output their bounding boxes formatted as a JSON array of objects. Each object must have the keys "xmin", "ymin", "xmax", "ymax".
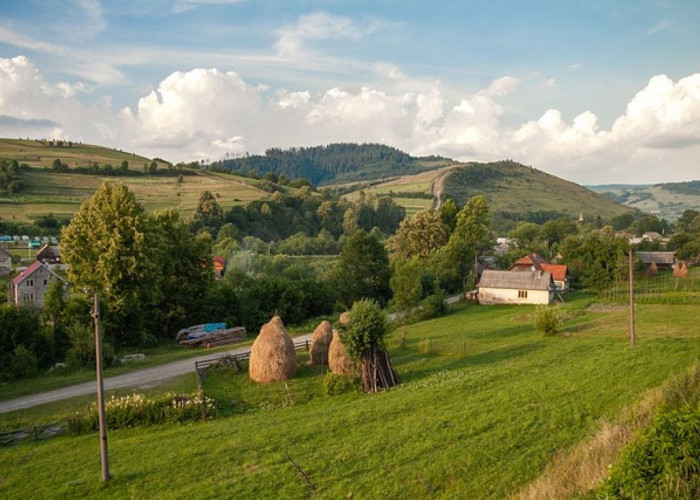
[
  {"xmin": 0, "ymin": 246, "xmax": 11, "ymax": 275},
  {"xmin": 7, "ymin": 261, "xmax": 66, "ymax": 307},
  {"xmin": 36, "ymin": 244, "xmax": 62, "ymax": 268},
  {"xmin": 509, "ymin": 253, "xmax": 570, "ymax": 291},
  {"xmin": 212, "ymin": 256, "xmax": 226, "ymax": 280},
  {"xmin": 477, "ymin": 269, "xmax": 555, "ymax": 305},
  {"xmin": 635, "ymin": 251, "xmax": 677, "ymax": 270}
]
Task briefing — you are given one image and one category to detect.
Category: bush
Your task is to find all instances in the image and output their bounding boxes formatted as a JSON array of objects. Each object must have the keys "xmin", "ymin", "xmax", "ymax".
[
  {"xmin": 69, "ymin": 391, "xmax": 217, "ymax": 433},
  {"xmin": 10, "ymin": 345, "xmax": 39, "ymax": 379},
  {"xmin": 418, "ymin": 292, "xmax": 448, "ymax": 320},
  {"xmin": 322, "ymin": 373, "xmax": 360, "ymax": 396},
  {"xmin": 602, "ymin": 403, "xmax": 700, "ymax": 498},
  {"xmin": 533, "ymin": 305, "xmax": 563, "ymax": 336},
  {"xmin": 64, "ymin": 323, "xmax": 116, "ymax": 371}
]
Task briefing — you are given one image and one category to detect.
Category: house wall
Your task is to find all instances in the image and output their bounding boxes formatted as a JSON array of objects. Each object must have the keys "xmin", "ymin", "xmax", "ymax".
[
  {"xmin": 12, "ymin": 266, "xmax": 59, "ymax": 307},
  {"xmin": 478, "ymin": 287, "xmax": 553, "ymax": 305},
  {"xmin": 553, "ymin": 279, "xmax": 569, "ymax": 291}
]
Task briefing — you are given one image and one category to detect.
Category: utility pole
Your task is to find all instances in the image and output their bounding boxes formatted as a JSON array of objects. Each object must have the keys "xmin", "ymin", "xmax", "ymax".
[
  {"xmin": 93, "ymin": 293, "xmax": 110, "ymax": 482},
  {"xmin": 629, "ymin": 249, "xmax": 635, "ymax": 348}
]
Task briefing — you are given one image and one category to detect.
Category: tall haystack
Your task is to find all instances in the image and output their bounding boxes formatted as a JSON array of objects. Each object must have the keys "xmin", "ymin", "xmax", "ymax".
[
  {"xmin": 309, "ymin": 320, "xmax": 333, "ymax": 365},
  {"xmin": 673, "ymin": 261, "xmax": 689, "ymax": 278},
  {"xmin": 249, "ymin": 316, "xmax": 296, "ymax": 383},
  {"xmin": 328, "ymin": 330, "xmax": 354, "ymax": 375}
]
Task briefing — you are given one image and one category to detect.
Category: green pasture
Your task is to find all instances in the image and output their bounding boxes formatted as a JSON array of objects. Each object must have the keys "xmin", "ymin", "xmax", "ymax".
[
  {"xmin": 0, "ymin": 168, "xmax": 267, "ymax": 222},
  {"xmin": 1, "ymin": 294, "xmax": 699, "ymax": 498}
]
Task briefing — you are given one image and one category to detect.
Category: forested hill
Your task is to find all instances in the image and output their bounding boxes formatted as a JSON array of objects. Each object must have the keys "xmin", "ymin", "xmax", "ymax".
[{"xmin": 210, "ymin": 143, "xmax": 451, "ymax": 185}]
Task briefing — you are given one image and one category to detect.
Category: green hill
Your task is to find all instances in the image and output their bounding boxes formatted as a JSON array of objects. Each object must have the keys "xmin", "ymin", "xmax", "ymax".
[
  {"xmin": 587, "ymin": 181, "xmax": 700, "ymax": 221},
  {"xmin": 441, "ymin": 160, "xmax": 636, "ymax": 231},
  {"xmin": 0, "ymin": 139, "xmax": 275, "ymax": 223},
  {"xmin": 211, "ymin": 143, "xmax": 452, "ymax": 185}
]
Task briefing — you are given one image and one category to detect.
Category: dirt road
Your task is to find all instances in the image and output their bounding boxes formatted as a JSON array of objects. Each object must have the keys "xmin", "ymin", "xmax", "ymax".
[{"xmin": 0, "ymin": 333, "xmax": 313, "ymax": 415}]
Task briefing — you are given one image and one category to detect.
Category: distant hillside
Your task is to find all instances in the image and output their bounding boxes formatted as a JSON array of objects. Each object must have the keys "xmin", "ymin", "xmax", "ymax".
[
  {"xmin": 0, "ymin": 138, "xmax": 170, "ymax": 170},
  {"xmin": 210, "ymin": 143, "xmax": 452, "ymax": 185},
  {"xmin": 440, "ymin": 161, "xmax": 636, "ymax": 232},
  {"xmin": 588, "ymin": 181, "xmax": 700, "ymax": 221}
]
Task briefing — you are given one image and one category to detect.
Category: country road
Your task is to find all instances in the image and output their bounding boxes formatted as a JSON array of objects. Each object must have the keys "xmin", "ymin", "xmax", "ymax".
[{"xmin": 0, "ymin": 333, "xmax": 313, "ymax": 415}]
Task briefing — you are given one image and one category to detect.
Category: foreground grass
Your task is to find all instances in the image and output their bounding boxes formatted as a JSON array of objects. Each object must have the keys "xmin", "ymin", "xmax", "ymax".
[{"xmin": 1, "ymin": 296, "xmax": 699, "ymax": 498}]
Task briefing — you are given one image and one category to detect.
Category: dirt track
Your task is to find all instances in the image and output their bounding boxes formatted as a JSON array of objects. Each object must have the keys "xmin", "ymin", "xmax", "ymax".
[{"xmin": 0, "ymin": 333, "xmax": 313, "ymax": 415}]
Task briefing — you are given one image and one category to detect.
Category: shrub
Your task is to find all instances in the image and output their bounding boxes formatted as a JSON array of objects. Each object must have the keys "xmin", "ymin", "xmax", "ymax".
[
  {"xmin": 602, "ymin": 403, "xmax": 700, "ymax": 498},
  {"xmin": 68, "ymin": 391, "xmax": 217, "ymax": 433},
  {"xmin": 534, "ymin": 305, "xmax": 563, "ymax": 336},
  {"xmin": 64, "ymin": 323, "xmax": 116, "ymax": 371},
  {"xmin": 10, "ymin": 345, "xmax": 39, "ymax": 379},
  {"xmin": 322, "ymin": 373, "xmax": 360, "ymax": 396},
  {"xmin": 418, "ymin": 292, "xmax": 448, "ymax": 320}
]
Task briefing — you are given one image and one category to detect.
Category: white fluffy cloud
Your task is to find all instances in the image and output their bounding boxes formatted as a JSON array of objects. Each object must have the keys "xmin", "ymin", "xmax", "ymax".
[{"xmin": 2, "ymin": 54, "xmax": 700, "ymax": 184}]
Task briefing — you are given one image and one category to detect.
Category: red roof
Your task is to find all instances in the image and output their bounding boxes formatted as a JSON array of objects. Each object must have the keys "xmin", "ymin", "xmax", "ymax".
[
  {"xmin": 540, "ymin": 263, "xmax": 568, "ymax": 282},
  {"xmin": 11, "ymin": 261, "xmax": 44, "ymax": 286},
  {"xmin": 511, "ymin": 253, "xmax": 547, "ymax": 269}
]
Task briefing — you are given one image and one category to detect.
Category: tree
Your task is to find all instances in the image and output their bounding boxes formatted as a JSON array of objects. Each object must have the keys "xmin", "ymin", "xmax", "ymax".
[
  {"xmin": 341, "ymin": 299, "xmax": 397, "ymax": 393},
  {"xmin": 387, "ymin": 209, "xmax": 450, "ymax": 259},
  {"xmin": 560, "ymin": 226, "xmax": 629, "ymax": 291},
  {"xmin": 436, "ymin": 195, "xmax": 490, "ymax": 291},
  {"xmin": 330, "ymin": 230, "xmax": 392, "ymax": 307},
  {"xmin": 390, "ymin": 256, "xmax": 423, "ymax": 313},
  {"xmin": 60, "ymin": 182, "xmax": 158, "ymax": 345}
]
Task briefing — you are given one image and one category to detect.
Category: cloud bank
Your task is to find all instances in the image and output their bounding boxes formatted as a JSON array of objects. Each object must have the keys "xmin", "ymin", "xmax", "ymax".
[{"xmin": 1, "ymin": 55, "xmax": 699, "ymax": 185}]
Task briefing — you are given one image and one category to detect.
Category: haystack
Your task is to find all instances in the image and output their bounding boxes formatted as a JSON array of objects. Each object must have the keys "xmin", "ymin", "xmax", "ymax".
[
  {"xmin": 249, "ymin": 316, "xmax": 296, "ymax": 383},
  {"xmin": 339, "ymin": 311, "xmax": 350, "ymax": 326},
  {"xmin": 328, "ymin": 329, "xmax": 354, "ymax": 375},
  {"xmin": 673, "ymin": 261, "xmax": 689, "ymax": 278},
  {"xmin": 309, "ymin": 320, "xmax": 333, "ymax": 365}
]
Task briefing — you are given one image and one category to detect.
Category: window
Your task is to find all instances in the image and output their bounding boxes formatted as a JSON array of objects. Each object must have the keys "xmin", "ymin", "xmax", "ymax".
[
  {"xmin": 44, "ymin": 279, "xmax": 48, "ymax": 285},
  {"xmin": 518, "ymin": 290, "xmax": 528, "ymax": 298}
]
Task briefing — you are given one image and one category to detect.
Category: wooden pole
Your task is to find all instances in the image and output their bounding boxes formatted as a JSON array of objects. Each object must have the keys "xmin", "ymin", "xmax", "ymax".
[
  {"xmin": 629, "ymin": 250, "xmax": 635, "ymax": 348},
  {"xmin": 93, "ymin": 293, "xmax": 110, "ymax": 482}
]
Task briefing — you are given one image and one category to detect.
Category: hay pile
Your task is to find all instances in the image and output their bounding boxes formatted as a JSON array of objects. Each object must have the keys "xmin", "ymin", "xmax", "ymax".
[
  {"xmin": 339, "ymin": 311, "xmax": 350, "ymax": 326},
  {"xmin": 673, "ymin": 261, "xmax": 689, "ymax": 278},
  {"xmin": 249, "ymin": 316, "xmax": 297, "ymax": 383},
  {"xmin": 328, "ymin": 323, "xmax": 354, "ymax": 375},
  {"xmin": 309, "ymin": 320, "xmax": 333, "ymax": 365}
]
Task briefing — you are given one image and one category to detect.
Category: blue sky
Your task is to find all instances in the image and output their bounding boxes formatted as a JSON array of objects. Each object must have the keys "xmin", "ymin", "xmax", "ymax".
[{"xmin": 0, "ymin": 0, "xmax": 698, "ymax": 184}]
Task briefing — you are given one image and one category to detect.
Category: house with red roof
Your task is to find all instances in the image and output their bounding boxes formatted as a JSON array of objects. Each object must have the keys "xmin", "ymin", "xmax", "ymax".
[
  {"xmin": 509, "ymin": 253, "xmax": 569, "ymax": 291},
  {"xmin": 7, "ymin": 261, "xmax": 66, "ymax": 307}
]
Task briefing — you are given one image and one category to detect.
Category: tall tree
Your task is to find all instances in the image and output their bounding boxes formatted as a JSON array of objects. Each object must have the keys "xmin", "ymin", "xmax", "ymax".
[
  {"xmin": 330, "ymin": 230, "xmax": 392, "ymax": 307},
  {"xmin": 60, "ymin": 182, "xmax": 158, "ymax": 345},
  {"xmin": 387, "ymin": 209, "xmax": 450, "ymax": 259}
]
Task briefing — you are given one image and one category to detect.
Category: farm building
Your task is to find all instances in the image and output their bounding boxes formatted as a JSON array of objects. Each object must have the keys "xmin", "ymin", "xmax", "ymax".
[
  {"xmin": 36, "ymin": 244, "xmax": 61, "ymax": 266},
  {"xmin": 7, "ymin": 261, "xmax": 66, "ymax": 307},
  {"xmin": 0, "ymin": 246, "xmax": 11, "ymax": 275},
  {"xmin": 212, "ymin": 257, "xmax": 226, "ymax": 280},
  {"xmin": 477, "ymin": 269, "xmax": 555, "ymax": 305},
  {"xmin": 508, "ymin": 253, "xmax": 569, "ymax": 291},
  {"xmin": 635, "ymin": 251, "xmax": 677, "ymax": 270}
]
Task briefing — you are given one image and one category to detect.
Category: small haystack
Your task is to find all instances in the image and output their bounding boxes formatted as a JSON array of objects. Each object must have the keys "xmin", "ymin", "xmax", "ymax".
[
  {"xmin": 309, "ymin": 320, "xmax": 333, "ymax": 365},
  {"xmin": 673, "ymin": 261, "xmax": 689, "ymax": 278},
  {"xmin": 249, "ymin": 316, "xmax": 297, "ymax": 383},
  {"xmin": 328, "ymin": 330, "xmax": 354, "ymax": 375},
  {"xmin": 338, "ymin": 311, "xmax": 350, "ymax": 326}
]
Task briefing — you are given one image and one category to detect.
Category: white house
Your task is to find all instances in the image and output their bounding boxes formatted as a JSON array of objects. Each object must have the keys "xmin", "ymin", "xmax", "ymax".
[{"xmin": 477, "ymin": 269, "xmax": 555, "ymax": 305}]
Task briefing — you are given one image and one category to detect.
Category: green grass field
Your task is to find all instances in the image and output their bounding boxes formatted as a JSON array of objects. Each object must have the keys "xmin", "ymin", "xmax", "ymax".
[
  {"xmin": 1, "ymin": 294, "xmax": 698, "ymax": 498},
  {"xmin": 0, "ymin": 168, "xmax": 268, "ymax": 222}
]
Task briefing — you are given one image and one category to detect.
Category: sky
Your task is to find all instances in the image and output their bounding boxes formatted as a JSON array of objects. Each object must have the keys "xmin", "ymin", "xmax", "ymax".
[{"xmin": 0, "ymin": 1, "xmax": 699, "ymax": 185}]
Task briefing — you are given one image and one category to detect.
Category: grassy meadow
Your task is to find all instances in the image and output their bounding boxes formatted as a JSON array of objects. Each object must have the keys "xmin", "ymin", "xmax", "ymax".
[
  {"xmin": 1, "ymin": 294, "xmax": 699, "ymax": 498},
  {"xmin": 0, "ymin": 168, "xmax": 267, "ymax": 222}
]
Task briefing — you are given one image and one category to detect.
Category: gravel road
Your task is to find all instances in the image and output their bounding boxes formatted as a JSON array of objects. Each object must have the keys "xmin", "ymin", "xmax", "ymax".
[{"xmin": 0, "ymin": 333, "xmax": 313, "ymax": 415}]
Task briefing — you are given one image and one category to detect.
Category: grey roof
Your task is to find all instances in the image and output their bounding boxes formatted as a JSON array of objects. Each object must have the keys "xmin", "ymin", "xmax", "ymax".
[
  {"xmin": 635, "ymin": 251, "xmax": 676, "ymax": 265},
  {"xmin": 478, "ymin": 269, "xmax": 554, "ymax": 291}
]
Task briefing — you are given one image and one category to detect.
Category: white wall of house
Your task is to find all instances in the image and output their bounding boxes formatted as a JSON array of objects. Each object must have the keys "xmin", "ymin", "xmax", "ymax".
[{"xmin": 478, "ymin": 287, "xmax": 553, "ymax": 305}]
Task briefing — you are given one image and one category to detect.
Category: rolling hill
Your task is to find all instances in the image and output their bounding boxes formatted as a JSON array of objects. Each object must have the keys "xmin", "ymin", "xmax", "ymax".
[
  {"xmin": 587, "ymin": 181, "xmax": 700, "ymax": 221},
  {"xmin": 0, "ymin": 139, "xmax": 275, "ymax": 223},
  {"xmin": 211, "ymin": 143, "xmax": 453, "ymax": 185}
]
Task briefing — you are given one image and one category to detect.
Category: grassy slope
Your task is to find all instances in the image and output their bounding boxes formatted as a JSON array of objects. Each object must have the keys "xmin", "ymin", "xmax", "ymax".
[
  {"xmin": 0, "ymin": 169, "xmax": 268, "ymax": 222},
  {"xmin": 1, "ymin": 296, "xmax": 699, "ymax": 498},
  {"xmin": 0, "ymin": 139, "xmax": 164, "ymax": 170},
  {"xmin": 443, "ymin": 162, "xmax": 633, "ymax": 222}
]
